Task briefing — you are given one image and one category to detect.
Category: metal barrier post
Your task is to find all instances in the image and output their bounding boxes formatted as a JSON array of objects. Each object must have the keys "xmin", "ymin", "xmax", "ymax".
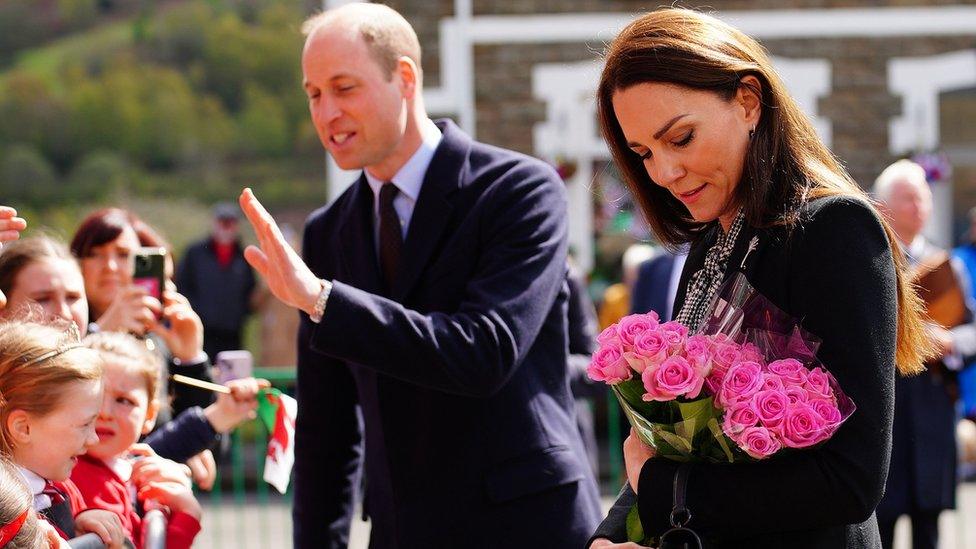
[
  {"xmin": 232, "ymin": 429, "xmax": 246, "ymax": 548},
  {"xmin": 141, "ymin": 508, "xmax": 167, "ymax": 549},
  {"xmin": 256, "ymin": 424, "xmax": 271, "ymax": 548}
]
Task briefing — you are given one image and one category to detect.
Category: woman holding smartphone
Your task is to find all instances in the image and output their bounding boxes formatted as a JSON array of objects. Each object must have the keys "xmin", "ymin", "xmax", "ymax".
[{"xmin": 70, "ymin": 208, "xmax": 213, "ymax": 413}]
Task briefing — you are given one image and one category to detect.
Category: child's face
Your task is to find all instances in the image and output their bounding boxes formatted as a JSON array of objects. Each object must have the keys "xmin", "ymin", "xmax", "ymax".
[
  {"xmin": 88, "ymin": 362, "xmax": 158, "ymax": 461},
  {"xmin": 15, "ymin": 379, "xmax": 101, "ymax": 481}
]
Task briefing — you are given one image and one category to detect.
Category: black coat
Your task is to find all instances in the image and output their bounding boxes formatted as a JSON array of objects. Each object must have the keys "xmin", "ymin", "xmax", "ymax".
[
  {"xmin": 292, "ymin": 120, "xmax": 602, "ymax": 549},
  {"xmin": 592, "ymin": 195, "xmax": 897, "ymax": 549}
]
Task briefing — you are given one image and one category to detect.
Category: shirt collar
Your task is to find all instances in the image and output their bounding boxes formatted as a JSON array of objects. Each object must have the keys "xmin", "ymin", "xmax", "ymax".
[
  {"xmin": 365, "ymin": 118, "xmax": 442, "ymax": 200},
  {"xmin": 17, "ymin": 466, "xmax": 46, "ymax": 496},
  {"xmin": 105, "ymin": 456, "xmax": 132, "ymax": 482},
  {"xmin": 18, "ymin": 466, "xmax": 50, "ymax": 511},
  {"xmin": 909, "ymin": 235, "xmax": 926, "ymax": 257}
]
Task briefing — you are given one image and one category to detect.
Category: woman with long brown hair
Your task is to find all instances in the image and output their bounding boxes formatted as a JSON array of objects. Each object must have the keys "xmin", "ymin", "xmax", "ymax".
[{"xmin": 590, "ymin": 8, "xmax": 933, "ymax": 549}]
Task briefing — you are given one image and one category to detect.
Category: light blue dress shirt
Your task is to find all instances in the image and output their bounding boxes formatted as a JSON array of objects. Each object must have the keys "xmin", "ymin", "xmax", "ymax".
[{"xmin": 364, "ymin": 119, "xmax": 443, "ymax": 257}]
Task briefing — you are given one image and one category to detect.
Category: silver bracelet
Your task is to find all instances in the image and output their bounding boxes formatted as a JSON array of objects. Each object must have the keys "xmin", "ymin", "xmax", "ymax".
[{"xmin": 309, "ymin": 279, "xmax": 332, "ymax": 324}]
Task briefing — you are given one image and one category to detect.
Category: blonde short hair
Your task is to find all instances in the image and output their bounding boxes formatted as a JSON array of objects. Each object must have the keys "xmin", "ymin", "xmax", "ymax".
[
  {"xmin": 301, "ymin": 3, "xmax": 421, "ymax": 80},
  {"xmin": 84, "ymin": 331, "xmax": 162, "ymax": 401}
]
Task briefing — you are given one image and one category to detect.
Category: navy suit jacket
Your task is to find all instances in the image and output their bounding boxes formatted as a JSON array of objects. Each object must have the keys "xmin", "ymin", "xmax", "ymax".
[
  {"xmin": 630, "ymin": 253, "xmax": 678, "ymax": 320},
  {"xmin": 293, "ymin": 120, "xmax": 601, "ymax": 548}
]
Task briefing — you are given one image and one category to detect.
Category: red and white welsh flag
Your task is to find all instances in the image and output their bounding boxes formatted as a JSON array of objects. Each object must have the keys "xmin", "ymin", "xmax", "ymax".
[{"xmin": 257, "ymin": 388, "xmax": 297, "ymax": 494}]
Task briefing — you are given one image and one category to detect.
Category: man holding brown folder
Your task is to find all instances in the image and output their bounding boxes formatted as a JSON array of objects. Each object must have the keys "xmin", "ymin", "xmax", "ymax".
[{"xmin": 873, "ymin": 159, "xmax": 976, "ymax": 549}]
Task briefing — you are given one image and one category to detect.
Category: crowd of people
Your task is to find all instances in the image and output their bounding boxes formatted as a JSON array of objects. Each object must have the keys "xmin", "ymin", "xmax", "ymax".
[
  {"xmin": 1, "ymin": 3, "xmax": 975, "ymax": 549},
  {"xmin": 0, "ymin": 204, "xmax": 266, "ymax": 548}
]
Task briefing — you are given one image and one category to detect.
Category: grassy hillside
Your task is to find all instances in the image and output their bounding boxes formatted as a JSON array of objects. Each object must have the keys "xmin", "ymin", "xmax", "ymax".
[{"xmin": 0, "ymin": 0, "xmax": 328, "ymax": 243}]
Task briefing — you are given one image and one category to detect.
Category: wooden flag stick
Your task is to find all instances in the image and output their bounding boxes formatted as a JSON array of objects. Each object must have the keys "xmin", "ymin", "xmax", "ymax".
[{"xmin": 171, "ymin": 374, "xmax": 231, "ymax": 394}]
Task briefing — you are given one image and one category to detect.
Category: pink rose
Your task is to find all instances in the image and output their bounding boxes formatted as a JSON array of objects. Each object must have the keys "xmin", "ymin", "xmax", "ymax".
[
  {"xmin": 642, "ymin": 355, "xmax": 705, "ymax": 402},
  {"xmin": 784, "ymin": 385, "xmax": 809, "ymax": 405},
  {"xmin": 752, "ymin": 389, "xmax": 790, "ymax": 429},
  {"xmin": 704, "ymin": 374, "xmax": 723, "ymax": 396},
  {"xmin": 717, "ymin": 361, "xmax": 763, "ymax": 408},
  {"xmin": 760, "ymin": 373, "xmax": 785, "ymax": 393},
  {"xmin": 658, "ymin": 321, "xmax": 689, "ymax": 351},
  {"xmin": 737, "ymin": 426, "xmax": 783, "ymax": 459},
  {"xmin": 624, "ymin": 330, "xmax": 669, "ymax": 374},
  {"xmin": 712, "ymin": 341, "xmax": 742, "ymax": 372},
  {"xmin": 683, "ymin": 334, "xmax": 714, "ymax": 377},
  {"xmin": 722, "ymin": 400, "xmax": 759, "ymax": 436},
  {"xmin": 808, "ymin": 399, "xmax": 843, "ymax": 435},
  {"xmin": 767, "ymin": 359, "xmax": 808, "ymax": 387},
  {"xmin": 597, "ymin": 324, "xmax": 622, "ymax": 350},
  {"xmin": 804, "ymin": 367, "xmax": 834, "ymax": 400},
  {"xmin": 587, "ymin": 347, "xmax": 631, "ymax": 385},
  {"xmin": 739, "ymin": 342, "xmax": 765, "ymax": 364},
  {"xmin": 617, "ymin": 313, "xmax": 660, "ymax": 352},
  {"xmin": 779, "ymin": 403, "xmax": 830, "ymax": 448},
  {"xmin": 707, "ymin": 341, "xmax": 741, "ymax": 395}
]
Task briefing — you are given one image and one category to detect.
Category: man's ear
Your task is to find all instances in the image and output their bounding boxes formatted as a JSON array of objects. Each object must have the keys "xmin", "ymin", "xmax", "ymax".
[
  {"xmin": 737, "ymin": 75, "xmax": 763, "ymax": 128},
  {"xmin": 397, "ymin": 56, "xmax": 419, "ymax": 100},
  {"xmin": 7, "ymin": 410, "xmax": 32, "ymax": 447},
  {"xmin": 142, "ymin": 399, "xmax": 161, "ymax": 436}
]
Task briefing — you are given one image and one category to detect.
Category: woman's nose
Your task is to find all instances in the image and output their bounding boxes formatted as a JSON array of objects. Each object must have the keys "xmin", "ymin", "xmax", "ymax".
[{"xmin": 651, "ymin": 156, "xmax": 686, "ymax": 187}]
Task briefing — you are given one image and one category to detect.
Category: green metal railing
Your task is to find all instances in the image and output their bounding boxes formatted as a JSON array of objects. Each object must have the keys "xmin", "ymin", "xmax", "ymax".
[{"xmin": 200, "ymin": 367, "xmax": 296, "ymax": 549}]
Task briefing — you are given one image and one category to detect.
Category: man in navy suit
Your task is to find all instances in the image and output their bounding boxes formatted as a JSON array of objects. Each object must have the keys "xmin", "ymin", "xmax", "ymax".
[
  {"xmin": 630, "ymin": 247, "xmax": 687, "ymax": 320},
  {"xmin": 238, "ymin": 4, "xmax": 601, "ymax": 548}
]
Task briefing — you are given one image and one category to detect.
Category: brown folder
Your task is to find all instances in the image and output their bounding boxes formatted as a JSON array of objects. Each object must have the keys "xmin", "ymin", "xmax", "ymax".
[{"xmin": 913, "ymin": 250, "xmax": 966, "ymax": 328}]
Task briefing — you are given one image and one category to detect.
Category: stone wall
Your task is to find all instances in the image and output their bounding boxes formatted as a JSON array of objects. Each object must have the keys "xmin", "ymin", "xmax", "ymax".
[{"xmin": 394, "ymin": 0, "xmax": 976, "ymax": 191}]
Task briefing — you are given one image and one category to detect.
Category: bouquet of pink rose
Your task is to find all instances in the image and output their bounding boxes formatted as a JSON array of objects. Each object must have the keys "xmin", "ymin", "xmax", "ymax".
[{"xmin": 588, "ymin": 272, "xmax": 855, "ymax": 464}]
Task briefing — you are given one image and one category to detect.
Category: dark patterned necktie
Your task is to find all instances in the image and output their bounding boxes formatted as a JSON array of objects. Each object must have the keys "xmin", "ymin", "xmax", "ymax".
[
  {"xmin": 379, "ymin": 182, "xmax": 403, "ymax": 292},
  {"xmin": 39, "ymin": 482, "xmax": 75, "ymax": 539}
]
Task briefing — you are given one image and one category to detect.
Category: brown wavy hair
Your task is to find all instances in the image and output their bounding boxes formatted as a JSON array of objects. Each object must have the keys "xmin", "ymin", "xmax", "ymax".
[{"xmin": 597, "ymin": 8, "xmax": 932, "ymax": 375}]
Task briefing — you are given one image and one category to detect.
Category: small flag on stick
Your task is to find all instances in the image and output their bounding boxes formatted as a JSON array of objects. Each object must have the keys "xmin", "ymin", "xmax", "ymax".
[{"xmin": 257, "ymin": 388, "xmax": 297, "ymax": 494}]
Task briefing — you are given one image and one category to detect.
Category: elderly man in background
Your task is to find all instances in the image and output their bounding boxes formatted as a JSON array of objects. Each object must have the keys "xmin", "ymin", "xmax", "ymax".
[{"xmin": 873, "ymin": 159, "xmax": 976, "ymax": 549}]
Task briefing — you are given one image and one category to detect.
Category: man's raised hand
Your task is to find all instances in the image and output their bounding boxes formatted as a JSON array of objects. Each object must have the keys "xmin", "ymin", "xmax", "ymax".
[{"xmin": 238, "ymin": 188, "xmax": 322, "ymax": 315}]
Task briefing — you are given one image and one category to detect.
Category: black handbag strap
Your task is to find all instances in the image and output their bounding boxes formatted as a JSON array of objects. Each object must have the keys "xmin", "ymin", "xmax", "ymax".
[
  {"xmin": 670, "ymin": 463, "xmax": 692, "ymax": 528},
  {"xmin": 660, "ymin": 463, "xmax": 702, "ymax": 549}
]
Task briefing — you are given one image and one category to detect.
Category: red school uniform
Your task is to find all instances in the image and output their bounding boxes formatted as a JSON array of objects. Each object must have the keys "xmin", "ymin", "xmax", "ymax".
[{"xmin": 70, "ymin": 454, "xmax": 200, "ymax": 549}]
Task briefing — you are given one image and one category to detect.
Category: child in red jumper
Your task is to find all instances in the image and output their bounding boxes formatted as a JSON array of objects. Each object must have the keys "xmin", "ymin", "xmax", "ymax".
[{"xmin": 72, "ymin": 332, "xmax": 207, "ymax": 549}]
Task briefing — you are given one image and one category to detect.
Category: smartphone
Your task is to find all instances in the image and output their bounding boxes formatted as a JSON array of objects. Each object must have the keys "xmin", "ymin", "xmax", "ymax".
[
  {"xmin": 132, "ymin": 247, "xmax": 167, "ymax": 314},
  {"xmin": 214, "ymin": 350, "xmax": 253, "ymax": 384}
]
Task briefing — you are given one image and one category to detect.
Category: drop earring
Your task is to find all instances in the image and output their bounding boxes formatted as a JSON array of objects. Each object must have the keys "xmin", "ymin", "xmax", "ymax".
[{"xmin": 748, "ymin": 128, "xmax": 755, "ymax": 139}]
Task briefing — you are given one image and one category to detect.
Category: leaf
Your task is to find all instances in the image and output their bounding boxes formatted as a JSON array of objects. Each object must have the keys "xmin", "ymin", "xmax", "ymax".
[
  {"xmin": 676, "ymin": 416, "xmax": 701, "ymax": 442},
  {"xmin": 614, "ymin": 389, "xmax": 660, "ymax": 446},
  {"xmin": 626, "ymin": 504, "xmax": 645, "ymax": 544},
  {"xmin": 675, "ymin": 396, "xmax": 719, "ymax": 442},
  {"xmin": 707, "ymin": 418, "xmax": 736, "ymax": 463},
  {"xmin": 614, "ymin": 378, "xmax": 649, "ymax": 407},
  {"xmin": 652, "ymin": 427, "xmax": 693, "ymax": 455}
]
